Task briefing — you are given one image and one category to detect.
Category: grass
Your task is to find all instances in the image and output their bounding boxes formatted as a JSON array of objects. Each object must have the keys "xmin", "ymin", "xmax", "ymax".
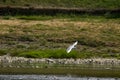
[
  {"xmin": 0, "ymin": 0, "xmax": 120, "ymax": 9},
  {"xmin": 16, "ymin": 15, "xmax": 53, "ymax": 20},
  {"xmin": 18, "ymin": 49, "xmax": 79, "ymax": 58},
  {"xmin": 2, "ymin": 13, "xmax": 120, "ymax": 21},
  {"xmin": 0, "ymin": 15, "xmax": 120, "ymax": 58}
]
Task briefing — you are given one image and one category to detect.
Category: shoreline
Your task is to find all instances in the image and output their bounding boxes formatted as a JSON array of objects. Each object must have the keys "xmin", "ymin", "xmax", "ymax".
[
  {"xmin": 0, "ymin": 55, "xmax": 120, "ymax": 66},
  {"xmin": 0, "ymin": 56, "xmax": 120, "ymax": 77}
]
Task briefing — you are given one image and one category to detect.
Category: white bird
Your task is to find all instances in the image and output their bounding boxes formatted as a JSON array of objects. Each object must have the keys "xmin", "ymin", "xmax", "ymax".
[{"xmin": 66, "ymin": 41, "xmax": 78, "ymax": 53}]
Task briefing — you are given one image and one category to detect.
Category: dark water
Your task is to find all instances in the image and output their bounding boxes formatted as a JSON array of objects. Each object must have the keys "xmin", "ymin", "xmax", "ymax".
[{"xmin": 0, "ymin": 75, "xmax": 119, "ymax": 80}]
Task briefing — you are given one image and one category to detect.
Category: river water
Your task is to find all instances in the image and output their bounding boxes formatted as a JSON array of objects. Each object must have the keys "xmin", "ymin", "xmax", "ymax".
[{"xmin": 0, "ymin": 75, "xmax": 119, "ymax": 80}]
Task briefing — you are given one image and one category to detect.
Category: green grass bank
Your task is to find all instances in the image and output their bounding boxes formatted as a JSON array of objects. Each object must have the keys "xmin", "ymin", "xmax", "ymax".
[{"xmin": 0, "ymin": 15, "xmax": 120, "ymax": 58}]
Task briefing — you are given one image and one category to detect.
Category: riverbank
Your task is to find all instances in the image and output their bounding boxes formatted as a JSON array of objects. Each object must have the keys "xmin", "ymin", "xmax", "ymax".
[
  {"xmin": 1, "ymin": 55, "xmax": 120, "ymax": 67},
  {"xmin": 0, "ymin": 56, "xmax": 120, "ymax": 77}
]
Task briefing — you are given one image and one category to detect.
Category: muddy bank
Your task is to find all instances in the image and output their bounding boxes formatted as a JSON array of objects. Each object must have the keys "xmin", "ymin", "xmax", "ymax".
[{"xmin": 0, "ymin": 6, "xmax": 120, "ymax": 16}]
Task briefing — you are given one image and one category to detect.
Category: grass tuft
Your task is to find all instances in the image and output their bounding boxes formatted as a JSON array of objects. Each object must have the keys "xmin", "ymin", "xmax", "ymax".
[{"xmin": 18, "ymin": 49, "xmax": 79, "ymax": 58}]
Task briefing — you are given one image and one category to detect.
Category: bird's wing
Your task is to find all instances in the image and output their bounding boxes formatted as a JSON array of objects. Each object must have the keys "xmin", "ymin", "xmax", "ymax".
[
  {"xmin": 73, "ymin": 41, "xmax": 78, "ymax": 46},
  {"xmin": 66, "ymin": 41, "xmax": 78, "ymax": 53},
  {"xmin": 66, "ymin": 46, "xmax": 73, "ymax": 53}
]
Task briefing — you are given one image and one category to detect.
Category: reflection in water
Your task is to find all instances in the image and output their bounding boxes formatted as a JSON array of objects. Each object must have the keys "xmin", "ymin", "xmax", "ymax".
[{"xmin": 0, "ymin": 75, "xmax": 119, "ymax": 80}]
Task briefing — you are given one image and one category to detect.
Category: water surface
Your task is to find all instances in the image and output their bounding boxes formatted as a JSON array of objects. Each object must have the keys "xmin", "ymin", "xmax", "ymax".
[{"xmin": 0, "ymin": 75, "xmax": 119, "ymax": 80}]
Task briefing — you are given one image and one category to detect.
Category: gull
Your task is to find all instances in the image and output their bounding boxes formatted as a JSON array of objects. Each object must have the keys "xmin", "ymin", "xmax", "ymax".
[{"xmin": 66, "ymin": 41, "xmax": 78, "ymax": 53}]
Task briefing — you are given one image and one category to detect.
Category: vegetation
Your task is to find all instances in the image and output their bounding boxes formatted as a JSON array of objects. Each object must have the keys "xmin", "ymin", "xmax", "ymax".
[
  {"xmin": 0, "ymin": 0, "xmax": 120, "ymax": 9},
  {"xmin": 18, "ymin": 49, "xmax": 78, "ymax": 58},
  {"xmin": 0, "ymin": 0, "xmax": 120, "ymax": 77},
  {"xmin": 0, "ymin": 0, "xmax": 120, "ymax": 59},
  {"xmin": 0, "ymin": 14, "xmax": 120, "ymax": 58}
]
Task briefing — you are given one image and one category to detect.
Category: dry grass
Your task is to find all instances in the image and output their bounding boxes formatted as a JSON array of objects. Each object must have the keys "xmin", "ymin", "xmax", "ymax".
[{"xmin": 0, "ymin": 18, "xmax": 120, "ymax": 41}]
